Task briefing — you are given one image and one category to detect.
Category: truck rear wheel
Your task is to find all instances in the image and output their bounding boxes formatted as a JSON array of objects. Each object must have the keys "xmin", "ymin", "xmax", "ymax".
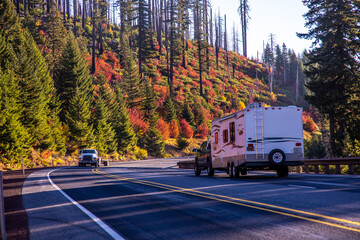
[
  {"xmin": 240, "ymin": 168, "xmax": 248, "ymax": 176},
  {"xmin": 207, "ymin": 160, "xmax": 214, "ymax": 176},
  {"xmin": 194, "ymin": 161, "xmax": 201, "ymax": 176}
]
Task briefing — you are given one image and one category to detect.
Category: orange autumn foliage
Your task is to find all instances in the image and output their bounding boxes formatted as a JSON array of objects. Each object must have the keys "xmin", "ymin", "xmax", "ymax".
[
  {"xmin": 157, "ymin": 118, "xmax": 170, "ymax": 140},
  {"xmin": 180, "ymin": 119, "xmax": 193, "ymax": 139},
  {"xmin": 169, "ymin": 120, "xmax": 180, "ymax": 138}
]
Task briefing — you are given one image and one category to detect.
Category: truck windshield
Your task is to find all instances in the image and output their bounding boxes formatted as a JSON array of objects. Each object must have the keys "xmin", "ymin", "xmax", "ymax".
[{"xmin": 82, "ymin": 150, "xmax": 96, "ymax": 154}]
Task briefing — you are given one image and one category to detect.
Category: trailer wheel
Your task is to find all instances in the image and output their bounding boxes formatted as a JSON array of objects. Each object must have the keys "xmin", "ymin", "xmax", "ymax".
[
  {"xmin": 194, "ymin": 161, "xmax": 201, "ymax": 176},
  {"xmin": 207, "ymin": 160, "xmax": 214, "ymax": 176},
  {"xmin": 230, "ymin": 163, "xmax": 236, "ymax": 178},
  {"xmin": 269, "ymin": 149, "xmax": 285, "ymax": 165},
  {"xmin": 277, "ymin": 166, "xmax": 289, "ymax": 177},
  {"xmin": 234, "ymin": 166, "xmax": 240, "ymax": 178}
]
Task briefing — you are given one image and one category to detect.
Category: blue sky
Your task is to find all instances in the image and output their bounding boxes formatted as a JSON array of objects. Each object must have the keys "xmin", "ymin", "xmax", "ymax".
[{"xmin": 210, "ymin": 0, "xmax": 312, "ymax": 58}]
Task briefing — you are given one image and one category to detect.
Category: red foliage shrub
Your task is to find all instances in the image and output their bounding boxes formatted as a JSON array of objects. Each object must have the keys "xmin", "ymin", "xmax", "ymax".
[
  {"xmin": 157, "ymin": 118, "xmax": 170, "ymax": 140},
  {"xmin": 188, "ymin": 68, "xmax": 199, "ymax": 78},
  {"xmin": 203, "ymin": 79, "xmax": 212, "ymax": 87},
  {"xmin": 180, "ymin": 119, "xmax": 193, "ymax": 139},
  {"xmin": 197, "ymin": 123, "xmax": 209, "ymax": 139},
  {"xmin": 190, "ymin": 59, "xmax": 196, "ymax": 67},
  {"xmin": 169, "ymin": 120, "xmax": 180, "ymax": 138},
  {"xmin": 178, "ymin": 66, "xmax": 187, "ymax": 76},
  {"xmin": 129, "ymin": 108, "xmax": 149, "ymax": 136},
  {"xmin": 187, "ymin": 41, "xmax": 193, "ymax": 48},
  {"xmin": 303, "ymin": 113, "xmax": 318, "ymax": 133},
  {"xmin": 175, "ymin": 94, "xmax": 185, "ymax": 102},
  {"xmin": 209, "ymin": 68, "xmax": 216, "ymax": 78}
]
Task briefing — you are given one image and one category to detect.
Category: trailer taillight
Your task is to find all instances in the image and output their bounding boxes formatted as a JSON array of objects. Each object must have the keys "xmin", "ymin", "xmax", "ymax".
[
  {"xmin": 247, "ymin": 143, "xmax": 254, "ymax": 151},
  {"xmin": 296, "ymin": 143, "xmax": 302, "ymax": 146}
]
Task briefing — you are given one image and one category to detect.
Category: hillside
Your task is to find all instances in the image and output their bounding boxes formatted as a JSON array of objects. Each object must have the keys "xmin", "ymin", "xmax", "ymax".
[{"xmin": 0, "ymin": 0, "xmax": 314, "ymax": 169}]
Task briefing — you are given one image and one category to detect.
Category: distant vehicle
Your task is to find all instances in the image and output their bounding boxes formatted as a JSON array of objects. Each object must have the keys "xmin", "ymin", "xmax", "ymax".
[
  {"xmin": 194, "ymin": 103, "xmax": 304, "ymax": 178},
  {"xmin": 78, "ymin": 149, "xmax": 101, "ymax": 167}
]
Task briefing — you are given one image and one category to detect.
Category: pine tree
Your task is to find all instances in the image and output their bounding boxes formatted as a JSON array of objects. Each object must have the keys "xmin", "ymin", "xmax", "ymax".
[
  {"xmin": 0, "ymin": 69, "xmax": 31, "ymax": 165},
  {"xmin": 94, "ymin": 95, "xmax": 117, "ymax": 154},
  {"xmin": 55, "ymin": 33, "xmax": 93, "ymax": 123},
  {"xmin": 164, "ymin": 95, "xmax": 177, "ymax": 123},
  {"xmin": 141, "ymin": 78, "xmax": 158, "ymax": 121},
  {"xmin": 182, "ymin": 102, "xmax": 195, "ymax": 128},
  {"xmin": 299, "ymin": 0, "xmax": 360, "ymax": 156},
  {"xmin": 65, "ymin": 87, "xmax": 94, "ymax": 150},
  {"xmin": 144, "ymin": 111, "xmax": 165, "ymax": 157},
  {"xmin": 42, "ymin": 6, "xmax": 67, "ymax": 77},
  {"xmin": 112, "ymin": 86, "xmax": 137, "ymax": 153},
  {"xmin": 121, "ymin": 42, "xmax": 142, "ymax": 108}
]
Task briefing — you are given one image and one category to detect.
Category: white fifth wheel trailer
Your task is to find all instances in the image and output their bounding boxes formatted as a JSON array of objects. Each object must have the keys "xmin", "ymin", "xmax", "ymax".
[{"xmin": 194, "ymin": 103, "xmax": 304, "ymax": 177}]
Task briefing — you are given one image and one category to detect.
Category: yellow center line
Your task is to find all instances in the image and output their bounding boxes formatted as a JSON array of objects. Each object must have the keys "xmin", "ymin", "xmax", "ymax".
[{"xmin": 92, "ymin": 169, "xmax": 360, "ymax": 233}]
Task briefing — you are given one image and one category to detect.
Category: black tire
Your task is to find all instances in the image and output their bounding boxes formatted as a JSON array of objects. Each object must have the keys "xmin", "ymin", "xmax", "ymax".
[
  {"xmin": 207, "ymin": 160, "xmax": 214, "ymax": 176},
  {"xmin": 277, "ymin": 166, "xmax": 289, "ymax": 177},
  {"xmin": 240, "ymin": 168, "xmax": 248, "ymax": 176},
  {"xmin": 194, "ymin": 161, "xmax": 201, "ymax": 176},
  {"xmin": 234, "ymin": 166, "xmax": 240, "ymax": 178},
  {"xmin": 229, "ymin": 163, "xmax": 235, "ymax": 178},
  {"xmin": 269, "ymin": 149, "xmax": 286, "ymax": 165}
]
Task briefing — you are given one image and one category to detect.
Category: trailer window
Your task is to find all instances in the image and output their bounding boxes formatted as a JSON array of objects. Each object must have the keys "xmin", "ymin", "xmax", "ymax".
[
  {"xmin": 229, "ymin": 122, "xmax": 235, "ymax": 143},
  {"xmin": 223, "ymin": 130, "xmax": 228, "ymax": 143},
  {"xmin": 215, "ymin": 132, "xmax": 219, "ymax": 144}
]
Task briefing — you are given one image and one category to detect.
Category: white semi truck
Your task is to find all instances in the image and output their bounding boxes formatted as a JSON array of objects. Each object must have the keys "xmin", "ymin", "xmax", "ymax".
[{"xmin": 194, "ymin": 103, "xmax": 304, "ymax": 177}]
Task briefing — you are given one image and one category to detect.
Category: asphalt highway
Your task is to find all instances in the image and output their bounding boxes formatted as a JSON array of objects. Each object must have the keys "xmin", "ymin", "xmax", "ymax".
[{"xmin": 23, "ymin": 158, "xmax": 360, "ymax": 239}]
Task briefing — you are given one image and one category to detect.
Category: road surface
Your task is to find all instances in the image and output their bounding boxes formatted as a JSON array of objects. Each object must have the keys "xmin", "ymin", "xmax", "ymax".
[{"xmin": 23, "ymin": 158, "xmax": 360, "ymax": 239}]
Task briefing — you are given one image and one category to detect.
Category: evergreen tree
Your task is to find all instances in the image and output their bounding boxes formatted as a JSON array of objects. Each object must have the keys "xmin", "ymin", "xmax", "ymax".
[
  {"xmin": 65, "ymin": 87, "xmax": 94, "ymax": 150},
  {"xmin": 299, "ymin": 0, "xmax": 360, "ymax": 156},
  {"xmin": 55, "ymin": 33, "xmax": 93, "ymax": 122},
  {"xmin": 94, "ymin": 95, "xmax": 117, "ymax": 154},
  {"xmin": 282, "ymin": 43, "xmax": 288, "ymax": 85},
  {"xmin": 121, "ymin": 42, "xmax": 142, "ymax": 108},
  {"xmin": 164, "ymin": 96, "xmax": 177, "ymax": 123},
  {"xmin": 112, "ymin": 86, "xmax": 137, "ymax": 153},
  {"xmin": 143, "ymin": 111, "xmax": 165, "ymax": 157},
  {"xmin": 182, "ymin": 102, "xmax": 195, "ymax": 128},
  {"xmin": 274, "ymin": 44, "xmax": 284, "ymax": 82},
  {"xmin": 137, "ymin": 0, "xmax": 154, "ymax": 75},
  {"xmin": 141, "ymin": 78, "xmax": 158, "ymax": 121},
  {"xmin": 0, "ymin": 70, "xmax": 31, "ymax": 165},
  {"xmin": 42, "ymin": 6, "xmax": 67, "ymax": 77}
]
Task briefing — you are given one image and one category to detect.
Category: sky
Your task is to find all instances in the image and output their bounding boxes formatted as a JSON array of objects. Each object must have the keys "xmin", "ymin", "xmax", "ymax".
[{"xmin": 210, "ymin": 0, "xmax": 313, "ymax": 58}]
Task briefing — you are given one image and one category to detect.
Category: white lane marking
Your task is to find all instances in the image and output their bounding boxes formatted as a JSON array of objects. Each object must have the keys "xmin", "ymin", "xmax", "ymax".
[
  {"xmin": 288, "ymin": 184, "xmax": 316, "ymax": 189},
  {"xmin": 47, "ymin": 169, "xmax": 125, "ymax": 240},
  {"xmin": 303, "ymin": 181, "xmax": 357, "ymax": 188}
]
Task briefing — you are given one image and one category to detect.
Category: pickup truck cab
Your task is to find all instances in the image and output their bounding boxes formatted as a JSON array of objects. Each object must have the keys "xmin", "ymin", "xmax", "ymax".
[
  {"xmin": 193, "ymin": 139, "xmax": 213, "ymax": 176},
  {"xmin": 78, "ymin": 149, "xmax": 101, "ymax": 167}
]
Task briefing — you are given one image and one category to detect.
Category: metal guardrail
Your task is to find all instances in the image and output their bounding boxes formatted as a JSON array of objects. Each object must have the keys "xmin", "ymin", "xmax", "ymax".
[
  {"xmin": 178, "ymin": 157, "xmax": 360, "ymax": 175},
  {"xmin": 303, "ymin": 157, "xmax": 360, "ymax": 175}
]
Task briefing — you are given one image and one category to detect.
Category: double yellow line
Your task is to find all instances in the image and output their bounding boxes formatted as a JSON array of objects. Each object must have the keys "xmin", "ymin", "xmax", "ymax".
[{"xmin": 93, "ymin": 169, "xmax": 360, "ymax": 233}]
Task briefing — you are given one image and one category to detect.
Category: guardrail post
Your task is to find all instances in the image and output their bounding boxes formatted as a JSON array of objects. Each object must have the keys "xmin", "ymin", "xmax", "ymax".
[
  {"xmin": 314, "ymin": 165, "xmax": 319, "ymax": 174},
  {"xmin": 305, "ymin": 164, "xmax": 310, "ymax": 173},
  {"xmin": 324, "ymin": 165, "xmax": 330, "ymax": 174},
  {"xmin": 349, "ymin": 165, "xmax": 354, "ymax": 175},
  {"xmin": 335, "ymin": 165, "xmax": 341, "ymax": 174},
  {"xmin": 0, "ymin": 171, "xmax": 7, "ymax": 240}
]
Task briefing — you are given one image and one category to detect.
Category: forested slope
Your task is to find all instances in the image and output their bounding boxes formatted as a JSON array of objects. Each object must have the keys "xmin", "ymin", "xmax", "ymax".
[{"xmin": 0, "ymin": 0, "xmax": 310, "ymax": 169}]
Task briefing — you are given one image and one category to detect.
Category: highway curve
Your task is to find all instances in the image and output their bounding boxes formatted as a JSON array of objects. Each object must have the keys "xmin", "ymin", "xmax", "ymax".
[{"xmin": 23, "ymin": 158, "xmax": 360, "ymax": 239}]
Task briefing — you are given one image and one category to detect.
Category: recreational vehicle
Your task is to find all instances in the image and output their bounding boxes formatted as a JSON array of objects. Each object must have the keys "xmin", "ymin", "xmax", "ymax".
[{"xmin": 194, "ymin": 103, "xmax": 304, "ymax": 177}]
